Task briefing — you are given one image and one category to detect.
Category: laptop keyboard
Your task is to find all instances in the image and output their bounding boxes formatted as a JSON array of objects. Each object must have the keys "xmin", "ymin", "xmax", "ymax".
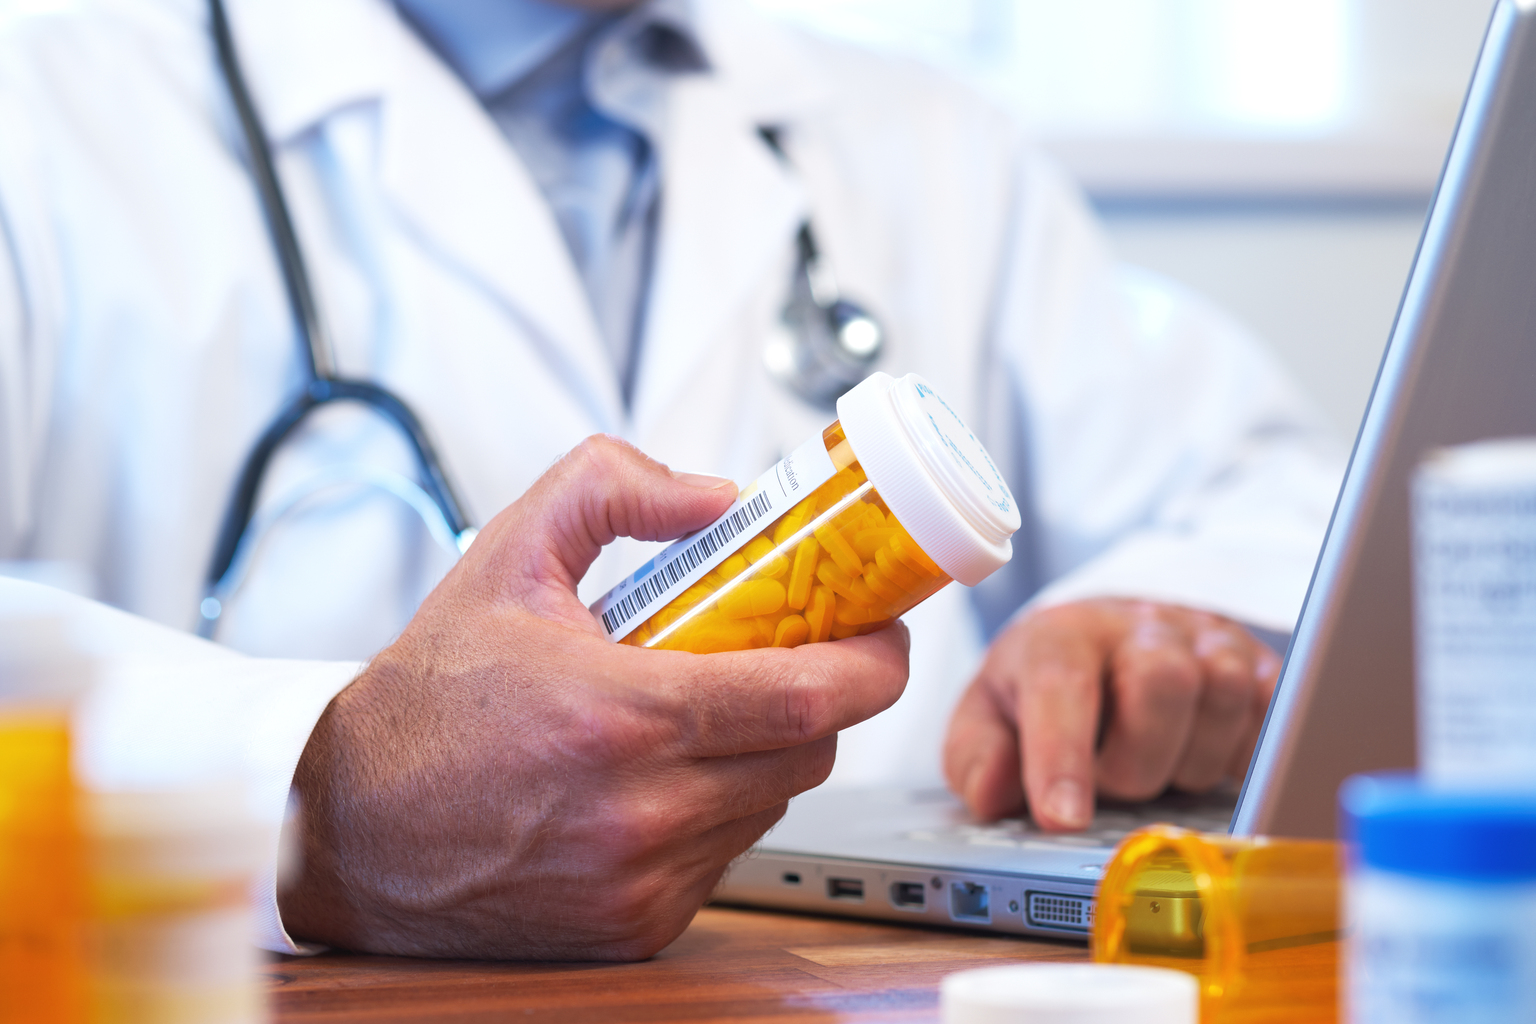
[{"xmin": 901, "ymin": 799, "xmax": 1235, "ymax": 850}]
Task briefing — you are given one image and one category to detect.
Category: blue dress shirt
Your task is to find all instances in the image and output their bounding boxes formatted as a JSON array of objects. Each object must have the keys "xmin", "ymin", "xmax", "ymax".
[{"xmin": 393, "ymin": 0, "xmax": 707, "ymax": 403}]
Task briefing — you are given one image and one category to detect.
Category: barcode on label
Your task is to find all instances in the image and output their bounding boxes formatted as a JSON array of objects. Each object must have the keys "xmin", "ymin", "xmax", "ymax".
[{"xmin": 600, "ymin": 491, "xmax": 775, "ymax": 637}]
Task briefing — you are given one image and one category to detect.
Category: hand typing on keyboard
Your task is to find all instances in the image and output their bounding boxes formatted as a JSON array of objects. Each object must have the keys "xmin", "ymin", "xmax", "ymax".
[{"xmin": 941, "ymin": 599, "xmax": 1280, "ymax": 832}]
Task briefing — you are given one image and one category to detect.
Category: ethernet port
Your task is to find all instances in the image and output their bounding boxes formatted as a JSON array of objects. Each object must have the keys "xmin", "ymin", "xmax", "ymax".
[
  {"xmin": 950, "ymin": 881, "xmax": 990, "ymax": 923},
  {"xmin": 890, "ymin": 881, "xmax": 927, "ymax": 910}
]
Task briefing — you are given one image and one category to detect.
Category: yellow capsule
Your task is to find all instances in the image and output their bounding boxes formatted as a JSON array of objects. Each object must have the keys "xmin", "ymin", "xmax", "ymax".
[
  {"xmin": 875, "ymin": 546, "xmax": 920, "ymax": 589},
  {"xmin": 652, "ymin": 604, "xmax": 689, "ymax": 630},
  {"xmin": 830, "ymin": 619, "xmax": 865, "ymax": 640},
  {"xmin": 773, "ymin": 615, "xmax": 810, "ymax": 648},
  {"xmin": 814, "ymin": 522, "xmax": 864, "ymax": 578},
  {"xmin": 772, "ymin": 510, "xmax": 806, "ymax": 546},
  {"xmin": 890, "ymin": 530, "xmax": 943, "ymax": 577},
  {"xmin": 715, "ymin": 553, "xmax": 749, "ymax": 582},
  {"xmin": 835, "ymin": 601, "xmax": 884, "ymax": 626},
  {"xmin": 856, "ymin": 504, "xmax": 887, "ymax": 532},
  {"xmin": 853, "ymin": 527, "xmax": 899, "ymax": 561},
  {"xmin": 678, "ymin": 614, "xmax": 760, "ymax": 654},
  {"xmin": 719, "ymin": 579, "xmax": 787, "ymax": 619},
  {"xmin": 862, "ymin": 563, "xmax": 905, "ymax": 605},
  {"xmin": 815, "ymin": 560, "xmax": 862, "ymax": 604},
  {"xmin": 848, "ymin": 575, "xmax": 883, "ymax": 609},
  {"xmin": 787, "ymin": 538, "xmax": 819, "ymax": 610},
  {"xmin": 744, "ymin": 535, "xmax": 789, "ymax": 579},
  {"xmin": 673, "ymin": 582, "xmax": 713, "ymax": 607},
  {"xmin": 806, "ymin": 585, "xmax": 836, "ymax": 643},
  {"xmin": 752, "ymin": 614, "xmax": 780, "ymax": 646}
]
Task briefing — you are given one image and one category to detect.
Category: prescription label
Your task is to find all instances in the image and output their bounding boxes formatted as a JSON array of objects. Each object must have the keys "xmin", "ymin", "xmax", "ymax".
[
  {"xmin": 1414, "ymin": 448, "xmax": 1536, "ymax": 786},
  {"xmin": 592, "ymin": 433, "xmax": 837, "ymax": 641},
  {"xmin": 1347, "ymin": 869, "xmax": 1536, "ymax": 1024}
]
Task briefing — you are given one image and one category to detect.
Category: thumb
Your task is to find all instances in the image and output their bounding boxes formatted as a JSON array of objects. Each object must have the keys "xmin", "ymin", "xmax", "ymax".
[{"xmin": 478, "ymin": 434, "xmax": 737, "ymax": 601}]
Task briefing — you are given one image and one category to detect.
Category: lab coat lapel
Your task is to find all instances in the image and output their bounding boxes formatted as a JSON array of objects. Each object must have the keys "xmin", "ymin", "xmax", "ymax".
[
  {"xmin": 630, "ymin": 75, "xmax": 805, "ymax": 435},
  {"xmin": 225, "ymin": 0, "xmax": 625, "ymax": 433}
]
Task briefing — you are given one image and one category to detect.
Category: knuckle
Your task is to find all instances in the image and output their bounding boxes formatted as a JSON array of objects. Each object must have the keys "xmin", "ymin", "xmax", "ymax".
[
  {"xmin": 1173, "ymin": 766, "xmax": 1223, "ymax": 793},
  {"xmin": 1202, "ymin": 663, "xmax": 1253, "ymax": 715},
  {"xmin": 1097, "ymin": 766, "xmax": 1167, "ymax": 803},
  {"xmin": 566, "ymin": 703, "xmax": 643, "ymax": 761},
  {"xmin": 601, "ymin": 877, "xmax": 677, "ymax": 955},
  {"xmin": 779, "ymin": 676, "xmax": 833, "ymax": 745},
  {"xmin": 1119, "ymin": 651, "xmax": 1200, "ymax": 708},
  {"xmin": 605, "ymin": 799, "xmax": 676, "ymax": 858},
  {"xmin": 576, "ymin": 433, "xmax": 631, "ymax": 464},
  {"xmin": 791, "ymin": 736, "xmax": 837, "ymax": 793}
]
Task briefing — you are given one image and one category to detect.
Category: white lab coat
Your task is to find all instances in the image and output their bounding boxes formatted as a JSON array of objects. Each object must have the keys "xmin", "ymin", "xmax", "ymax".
[{"xmin": 0, "ymin": 0, "xmax": 1341, "ymax": 950}]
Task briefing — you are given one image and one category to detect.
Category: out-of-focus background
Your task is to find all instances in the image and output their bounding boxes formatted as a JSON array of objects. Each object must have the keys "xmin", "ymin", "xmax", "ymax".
[{"xmin": 751, "ymin": 0, "xmax": 1496, "ymax": 439}]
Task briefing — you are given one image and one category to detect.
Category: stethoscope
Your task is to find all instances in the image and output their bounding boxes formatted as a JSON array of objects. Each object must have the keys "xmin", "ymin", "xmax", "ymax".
[{"xmin": 197, "ymin": 0, "xmax": 884, "ymax": 639}]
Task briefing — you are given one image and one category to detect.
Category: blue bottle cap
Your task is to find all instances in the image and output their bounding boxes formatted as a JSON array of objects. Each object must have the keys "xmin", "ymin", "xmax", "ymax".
[{"xmin": 1340, "ymin": 773, "xmax": 1536, "ymax": 883}]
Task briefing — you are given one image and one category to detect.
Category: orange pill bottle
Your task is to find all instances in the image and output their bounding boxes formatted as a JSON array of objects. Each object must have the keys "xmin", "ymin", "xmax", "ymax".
[
  {"xmin": 1093, "ymin": 825, "xmax": 1343, "ymax": 1024},
  {"xmin": 594, "ymin": 372, "xmax": 1021, "ymax": 653},
  {"xmin": 0, "ymin": 617, "xmax": 92, "ymax": 1024}
]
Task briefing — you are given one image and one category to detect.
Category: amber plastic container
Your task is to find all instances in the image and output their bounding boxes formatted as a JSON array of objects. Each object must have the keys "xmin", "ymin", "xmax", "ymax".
[
  {"xmin": 86, "ymin": 790, "xmax": 268, "ymax": 1024},
  {"xmin": 623, "ymin": 421, "xmax": 953, "ymax": 651},
  {"xmin": 1093, "ymin": 825, "xmax": 1342, "ymax": 1024},
  {"xmin": 0, "ymin": 618, "xmax": 91, "ymax": 1024},
  {"xmin": 596, "ymin": 372, "xmax": 1021, "ymax": 653}
]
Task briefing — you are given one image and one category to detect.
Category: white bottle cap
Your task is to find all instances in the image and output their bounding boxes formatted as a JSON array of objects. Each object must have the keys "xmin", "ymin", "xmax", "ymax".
[
  {"xmin": 941, "ymin": 964, "xmax": 1198, "ymax": 1024},
  {"xmin": 1419, "ymin": 436, "xmax": 1536, "ymax": 486},
  {"xmin": 837, "ymin": 372, "xmax": 1021, "ymax": 586}
]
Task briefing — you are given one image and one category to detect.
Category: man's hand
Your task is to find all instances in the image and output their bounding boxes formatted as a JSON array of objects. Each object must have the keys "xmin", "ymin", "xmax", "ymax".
[
  {"xmin": 942, "ymin": 599, "xmax": 1279, "ymax": 831},
  {"xmin": 278, "ymin": 436, "xmax": 910, "ymax": 960}
]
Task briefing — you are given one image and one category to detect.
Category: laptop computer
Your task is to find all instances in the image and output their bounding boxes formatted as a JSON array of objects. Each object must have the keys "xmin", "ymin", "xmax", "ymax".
[{"xmin": 715, "ymin": 0, "xmax": 1536, "ymax": 941}]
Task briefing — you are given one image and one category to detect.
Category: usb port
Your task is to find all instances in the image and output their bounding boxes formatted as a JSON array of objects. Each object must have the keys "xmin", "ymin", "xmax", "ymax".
[
  {"xmin": 890, "ymin": 881, "xmax": 926, "ymax": 909},
  {"xmin": 827, "ymin": 877, "xmax": 865, "ymax": 901}
]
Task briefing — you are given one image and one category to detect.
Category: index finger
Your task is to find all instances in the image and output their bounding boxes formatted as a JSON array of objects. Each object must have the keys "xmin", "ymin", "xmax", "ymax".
[
  {"xmin": 1014, "ymin": 624, "xmax": 1107, "ymax": 832},
  {"xmin": 657, "ymin": 622, "xmax": 911, "ymax": 758}
]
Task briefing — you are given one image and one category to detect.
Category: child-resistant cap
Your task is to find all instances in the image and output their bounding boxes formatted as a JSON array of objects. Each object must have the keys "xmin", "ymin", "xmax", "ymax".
[
  {"xmin": 941, "ymin": 964, "xmax": 1198, "ymax": 1024},
  {"xmin": 1340, "ymin": 773, "xmax": 1536, "ymax": 883},
  {"xmin": 837, "ymin": 372, "xmax": 1020, "ymax": 586}
]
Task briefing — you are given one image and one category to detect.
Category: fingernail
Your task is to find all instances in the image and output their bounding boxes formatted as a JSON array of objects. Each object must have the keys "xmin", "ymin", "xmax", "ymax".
[
  {"xmin": 1044, "ymin": 778, "xmax": 1089, "ymax": 829},
  {"xmin": 672, "ymin": 471, "xmax": 735, "ymax": 491},
  {"xmin": 961, "ymin": 762, "xmax": 983, "ymax": 807}
]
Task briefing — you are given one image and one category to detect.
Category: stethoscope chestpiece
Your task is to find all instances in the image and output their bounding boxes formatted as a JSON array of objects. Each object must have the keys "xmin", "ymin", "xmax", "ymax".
[{"xmin": 764, "ymin": 222, "xmax": 885, "ymax": 409}]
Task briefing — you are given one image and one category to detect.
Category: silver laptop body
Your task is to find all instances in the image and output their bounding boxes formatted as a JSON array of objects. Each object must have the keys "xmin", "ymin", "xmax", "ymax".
[{"xmin": 715, "ymin": 0, "xmax": 1536, "ymax": 941}]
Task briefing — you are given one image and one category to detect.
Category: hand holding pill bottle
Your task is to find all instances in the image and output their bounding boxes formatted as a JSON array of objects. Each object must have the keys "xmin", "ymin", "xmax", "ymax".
[{"xmin": 593, "ymin": 373, "xmax": 1021, "ymax": 653}]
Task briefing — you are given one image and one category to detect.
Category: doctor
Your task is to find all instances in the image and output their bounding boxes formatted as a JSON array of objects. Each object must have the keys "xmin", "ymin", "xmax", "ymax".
[{"xmin": 0, "ymin": 0, "xmax": 1339, "ymax": 958}]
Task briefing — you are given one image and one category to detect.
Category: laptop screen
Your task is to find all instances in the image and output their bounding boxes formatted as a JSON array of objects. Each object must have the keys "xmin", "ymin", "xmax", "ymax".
[{"xmin": 1234, "ymin": 0, "xmax": 1536, "ymax": 838}]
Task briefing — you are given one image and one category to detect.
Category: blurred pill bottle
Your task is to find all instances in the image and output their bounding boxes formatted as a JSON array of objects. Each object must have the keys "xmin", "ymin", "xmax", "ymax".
[
  {"xmin": 0, "ymin": 616, "xmax": 92, "ymax": 1024},
  {"xmin": 85, "ymin": 788, "xmax": 269, "ymax": 1024},
  {"xmin": 1341, "ymin": 773, "xmax": 1536, "ymax": 1024},
  {"xmin": 1093, "ymin": 824, "xmax": 1342, "ymax": 1024},
  {"xmin": 1413, "ymin": 439, "xmax": 1536, "ymax": 787},
  {"xmin": 595, "ymin": 372, "xmax": 1021, "ymax": 652}
]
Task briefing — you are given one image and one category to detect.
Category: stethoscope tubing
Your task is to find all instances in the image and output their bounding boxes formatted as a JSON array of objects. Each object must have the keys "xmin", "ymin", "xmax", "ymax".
[
  {"xmin": 198, "ymin": 0, "xmax": 880, "ymax": 636},
  {"xmin": 207, "ymin": 0, "xmax": 333, "ymax": 381},
  {"xmin": 204, "ymin": 377, "xmax": 475, "ymax": 595},
  {"xmin": 200, "ymin": 0, "xmax": 474, "ymax": 633}
]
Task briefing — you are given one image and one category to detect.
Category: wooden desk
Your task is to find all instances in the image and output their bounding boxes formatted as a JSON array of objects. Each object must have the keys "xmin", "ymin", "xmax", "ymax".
[{"xmin": 265, "ymin": 906, "xmax": 1087, "ymax": 1023}]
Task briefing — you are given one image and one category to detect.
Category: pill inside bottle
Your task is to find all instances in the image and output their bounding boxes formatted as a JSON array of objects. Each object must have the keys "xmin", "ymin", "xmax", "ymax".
[{"xmin": 594, "ymin": 372, "xmax": 1021, "ymax": 653}]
